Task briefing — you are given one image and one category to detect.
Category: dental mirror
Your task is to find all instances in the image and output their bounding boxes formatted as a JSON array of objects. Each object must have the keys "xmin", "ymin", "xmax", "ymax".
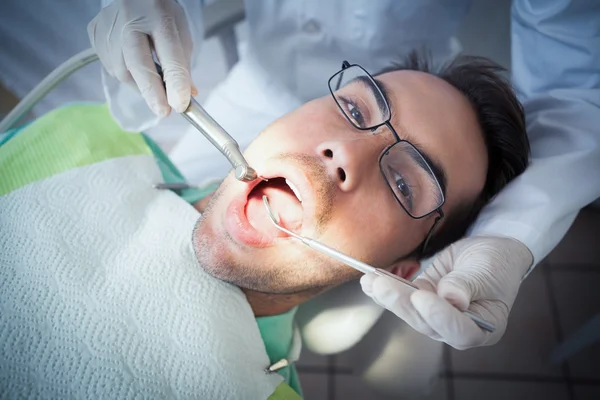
[{"xmin": 262, "ymin": 195, "xmax": 496, "ymax": 333}]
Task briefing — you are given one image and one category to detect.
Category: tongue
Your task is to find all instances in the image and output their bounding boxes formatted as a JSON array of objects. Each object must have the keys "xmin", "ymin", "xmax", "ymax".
[{"xmin": 245, "ymin": 181, "xmax": 303, "ymax": 238}]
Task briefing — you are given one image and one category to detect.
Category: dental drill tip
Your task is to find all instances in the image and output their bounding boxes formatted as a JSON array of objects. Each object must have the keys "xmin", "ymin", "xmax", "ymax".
[{"xmin": 235, "ymin": 165, "xmax": 258, "ymax": 182}]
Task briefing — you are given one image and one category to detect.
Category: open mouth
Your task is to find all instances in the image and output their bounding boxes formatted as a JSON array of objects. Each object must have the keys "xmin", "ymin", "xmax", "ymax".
[
  {"xmin": 225, "ymin": 166, "xmax": 314, "ymax": 248},
  {"xmin": 245, "ymin": 177, "xmax": 304, "ymax": 238}
]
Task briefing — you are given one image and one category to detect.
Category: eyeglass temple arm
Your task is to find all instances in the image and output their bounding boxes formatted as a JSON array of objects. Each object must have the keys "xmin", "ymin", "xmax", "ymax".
[
  {"xmin": 334, "ymin": 61, "xmax": 352, "ymax": 91},
  {"xmin": 419, "ymin": 209, "xmax": 444, "ymax": 258}
]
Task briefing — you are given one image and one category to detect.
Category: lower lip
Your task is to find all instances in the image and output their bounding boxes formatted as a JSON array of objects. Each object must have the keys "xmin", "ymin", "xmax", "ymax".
[{"xmin": 224, "ymin": 196, "xmax": 280, "ymax": 247}]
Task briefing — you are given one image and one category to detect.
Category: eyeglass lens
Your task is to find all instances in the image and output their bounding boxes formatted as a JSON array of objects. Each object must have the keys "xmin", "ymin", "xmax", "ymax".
[
  {"xmin": 380, "ymin": 142, "xmax": 444, "ymax": 218},
  {"xmin": 331, "ymin": 66, "xmax": 390, "ymax": 129}
]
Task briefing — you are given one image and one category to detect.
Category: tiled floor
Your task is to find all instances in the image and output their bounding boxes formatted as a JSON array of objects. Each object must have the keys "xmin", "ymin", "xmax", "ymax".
[{"xmin": 296, "ymin": 207, "xmax": 600, "ymax": 399}]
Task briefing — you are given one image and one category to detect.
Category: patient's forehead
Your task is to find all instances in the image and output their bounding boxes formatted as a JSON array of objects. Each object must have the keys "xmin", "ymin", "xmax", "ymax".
[
  {"xmin": 376, "ymin": 69, "xmax": 473, "ymax": 117},
  {"xmin": 376, "ymin": 69, "xmax": 488, "ymax": 207}
]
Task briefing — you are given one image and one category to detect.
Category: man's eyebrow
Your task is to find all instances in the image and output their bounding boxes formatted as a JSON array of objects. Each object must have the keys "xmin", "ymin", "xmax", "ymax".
[
  {"xmin": 374, "ymin": 78, "xmax": 393, "ymax": 112},
  {"xmin": 410, "ymin": 141, "xmax": 448, "ymax": 196},
  {"xmin": 354, "ymin": 76, "xmax": 390, "ymax": 118}
]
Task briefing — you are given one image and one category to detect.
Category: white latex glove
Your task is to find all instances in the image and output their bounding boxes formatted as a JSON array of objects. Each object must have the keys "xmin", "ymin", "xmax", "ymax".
[
  {"xmin": 88, "ymin": 0, "xmax": 195, "ymax": 117},
  {"xmin": 360, "ymin": 236, "xmax": 534, "ymax": 350}
]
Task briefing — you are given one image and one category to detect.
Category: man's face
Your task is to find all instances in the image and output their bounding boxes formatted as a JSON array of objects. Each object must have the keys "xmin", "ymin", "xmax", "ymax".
[{"xmin": 193, "ymin": 69, "xmax": 487, "ymax": 295}]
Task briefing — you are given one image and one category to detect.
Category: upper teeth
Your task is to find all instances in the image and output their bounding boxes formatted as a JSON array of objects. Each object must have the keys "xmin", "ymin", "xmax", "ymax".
[{"xmin": 285, "ymin": 179, "xmax": 303, "ymax": 202}]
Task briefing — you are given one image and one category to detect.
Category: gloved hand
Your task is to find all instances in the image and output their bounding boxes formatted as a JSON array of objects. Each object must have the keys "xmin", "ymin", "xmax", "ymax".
[
  {"xmin": 360, "ymin": 236, "xmax": 534, "ymax": 350},
  {"xmin": 88, "ymin": 0, "xmax": 196, "ymax": 117}
]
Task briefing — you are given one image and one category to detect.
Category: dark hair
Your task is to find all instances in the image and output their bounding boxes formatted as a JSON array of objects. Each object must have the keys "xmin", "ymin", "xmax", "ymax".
[{"xmin": 378, "ymin": 50, "xmax": 530, "ymax": 259}]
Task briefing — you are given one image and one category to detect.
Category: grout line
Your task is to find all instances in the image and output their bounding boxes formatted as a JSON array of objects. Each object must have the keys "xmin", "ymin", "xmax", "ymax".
[
  {"xmin": 296, "ymin": 366, "xmax": 353, "ymax": 374},
  {"xmin": 570, "ymin": 379, "xmax": 600, "ymax": 386},
  {"xmin": 449, "ymin": 372, "xmax": 600, "ymax": 385},
  {"xmin": 327, "ymin": 355, "xmax": 336, "ymax": 400},
  {"xmin": 542, "ymin": 268, "xmax": 575, "ymax": 400},
  {"xmin": 443, "ymin": 345, "xmax": 455, "ymax": 400},
  {"xmin": 546, "ymin": 263, "xmax": 600, "ymax": 273}
]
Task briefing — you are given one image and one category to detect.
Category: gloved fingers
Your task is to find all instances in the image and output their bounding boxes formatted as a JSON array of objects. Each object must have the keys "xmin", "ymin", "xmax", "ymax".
[
  {"xmin": 411, "ymin": 275, "xmax": 438, "ymax": 293},
  {"xmin": 359, "ymin": 273, "xmax": 375, "ymax": 295},
  {"xmin": 436, "ymin": 268, "xmax": 496, "ymax": 310},
  {"xmin": 175, "ymin": 11, "xmax": 198, "ymax": 98},
  {"xmin": 436, "ymin": 273, "xmax": 474, "ymax": 310},
  {"xmin": 88, "ymin": 4, "xmax": 126, "ymax": 81},
  {"xmin": 122, "ymin": 30, "xmax": 170, "ymax": 117},
  {"xmin": 361, "ymin": 271, "xmax": 434, "ymax": 294},
  {"xmin": 418, "ymin": 249, "xmax": 455, "ymax": 286},
  {"xmin": 113, "ymin": 53, "xmax": 134, "ymax": 84},
  {"xmin": 87, "ymin": 14, "xmax": 100, "ymax": 54},
  {"xmin": 152, "ymin": 17, "xmax": 192, "ymax": 113},
  {"xmin": 410, "ymin": 289, "xmax": 488, "ymax": 350},
  {"xmin": 361, "ymin": 273, "xmax": 441, "ymax": 340},
  {"xmin": 175, "ymin": 7, "xmax": 194, "ymax": 72},
  {"xmin": 88, "ymin": 15, "xmax": 114, "ymax": 77}
]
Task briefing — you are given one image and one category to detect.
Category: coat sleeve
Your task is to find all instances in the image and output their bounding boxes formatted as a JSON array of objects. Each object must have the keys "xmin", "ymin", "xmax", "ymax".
[{"xmin": 467, "ymin": 0, "xmax": 600, "ymax": 268}]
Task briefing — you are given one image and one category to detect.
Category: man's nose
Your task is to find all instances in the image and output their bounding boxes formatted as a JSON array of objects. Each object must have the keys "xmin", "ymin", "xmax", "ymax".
[{"xmin": 316, "ymin": 138, "xmax": 382, "ymax": 192}]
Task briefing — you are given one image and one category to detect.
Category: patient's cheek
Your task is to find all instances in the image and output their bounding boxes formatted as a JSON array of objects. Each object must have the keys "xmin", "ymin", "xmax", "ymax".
[{"xmin": 194, "ymin": 194, "xmax": 214, "ymax": 213}]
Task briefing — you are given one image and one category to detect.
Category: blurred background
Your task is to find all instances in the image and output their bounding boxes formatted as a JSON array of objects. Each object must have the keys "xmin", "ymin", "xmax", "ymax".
[
  {"xmin": 1, "ymin": 0, "xmax": 599, "ymax": 399},
  {"xmin": 296, "ymin": 208, "xmax": 600, "ymax": 400}
]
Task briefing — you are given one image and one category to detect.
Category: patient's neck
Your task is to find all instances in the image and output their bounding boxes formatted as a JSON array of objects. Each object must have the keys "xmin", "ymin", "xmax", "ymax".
[{"xmin": 243, "ymin": 287, "xmax": 326, "ymax": 317}]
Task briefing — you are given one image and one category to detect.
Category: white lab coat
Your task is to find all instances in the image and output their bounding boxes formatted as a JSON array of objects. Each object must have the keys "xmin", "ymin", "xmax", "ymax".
[
  {"xmin": 164, "ymin": 0, "xmax": 600, "ymax": 267},
  {"xmin": 1, "ymin": 0, "xmax": 598, "ymax": 265}
]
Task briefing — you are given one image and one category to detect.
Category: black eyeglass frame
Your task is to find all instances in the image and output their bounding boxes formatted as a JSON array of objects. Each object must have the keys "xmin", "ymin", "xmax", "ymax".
[{"xmin": 328, "ymin": 60, "xmax": 446, "ymax": 256}]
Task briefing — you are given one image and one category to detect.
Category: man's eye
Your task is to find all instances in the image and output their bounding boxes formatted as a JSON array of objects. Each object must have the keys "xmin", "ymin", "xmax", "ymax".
[
  {"xmin": 393, "ymin": 171, "xmax": 413, "ymax": 208},
  {"xmin": 339, "ymin": 97, "xmax": 366, "ymax": 128}
]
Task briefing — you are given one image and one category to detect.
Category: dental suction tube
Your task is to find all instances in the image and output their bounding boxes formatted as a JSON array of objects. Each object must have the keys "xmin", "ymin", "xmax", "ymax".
[
  {"xmin": 0, "ymin": 48, "xmax": 258, "ymax": 182},
  {"xmin": 0, "ymin": 48, "xmax": 98, "ymax": 133}
]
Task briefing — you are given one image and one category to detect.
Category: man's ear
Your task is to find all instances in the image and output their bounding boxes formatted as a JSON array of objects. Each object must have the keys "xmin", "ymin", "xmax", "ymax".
[{"xmin": 388, "ymin": 258, "xmax": 421, "ymax": 281}]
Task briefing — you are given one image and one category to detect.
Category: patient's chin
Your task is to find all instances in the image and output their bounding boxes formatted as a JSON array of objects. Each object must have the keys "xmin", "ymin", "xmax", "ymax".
[
  {"xmin": 192, "ymin": 216, "xmax": 357, "ymax": 295},
  {"xmin": 192, "ymin": 236, "xmax": 304, "ymax": 293},
  {"xmin": 193, "ymin": 218, "xmax": 226, "ymax": 266},
  {"xmin": 192, "ymin": 220, "xmax": 248, "ymax": 286}
]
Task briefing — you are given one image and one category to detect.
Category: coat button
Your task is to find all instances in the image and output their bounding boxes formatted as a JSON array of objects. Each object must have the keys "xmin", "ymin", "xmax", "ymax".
[{"xmin": 302, "ymin": 19, "xmax": 321, "ymax": 35}]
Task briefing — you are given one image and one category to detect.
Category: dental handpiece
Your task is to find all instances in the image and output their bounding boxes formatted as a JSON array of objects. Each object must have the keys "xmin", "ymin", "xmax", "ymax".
[
  {"xmin": 180, "ymin": 99, "xmax": 257, "ymax": 181},
  {"xmin": 154, "ymin": 63, "xmax": 258, "ymax": 182}
]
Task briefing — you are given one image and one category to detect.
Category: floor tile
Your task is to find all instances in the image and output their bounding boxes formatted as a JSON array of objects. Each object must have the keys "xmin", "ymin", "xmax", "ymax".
[
  {"xmin": 573, "ymin": 385, "xmax": 600, "ymax": 400},
  {"xmin": 545, "ymin": 208, "xmax": 600, "ymax": 266},
  {"xmin": 297, "ymin": 347, "xmax": 330, "ymax": 368},
  {"xmin": 335, "ymin": 346, "xmax": 363, "ymax": 370},
  {"xmin": 334, "ymin": 374, "xmax": 447, "ymax": 400},
  {"xmin": 453, "ymin": 379, "xmax": 570, "ymax": 400},
  {"xmin": 549, "ymin": 270, "xmax": 600, "ymax": 380},
  {"xmin": 450, "ymin": 267, "xmax": 563, "ymax": 376},
  {"xmin": 298, "ymin": 373, "xmax": 329, "ymax": 400},
  {"xmin": 334, "ymin": 310, "xmax": 444, "ymax": 378}
]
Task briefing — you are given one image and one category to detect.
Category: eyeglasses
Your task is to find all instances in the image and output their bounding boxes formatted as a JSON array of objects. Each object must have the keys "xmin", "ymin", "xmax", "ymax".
[{"xmin": 328, "ymin": 61, "xmax": 445, "ymax": 254}]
